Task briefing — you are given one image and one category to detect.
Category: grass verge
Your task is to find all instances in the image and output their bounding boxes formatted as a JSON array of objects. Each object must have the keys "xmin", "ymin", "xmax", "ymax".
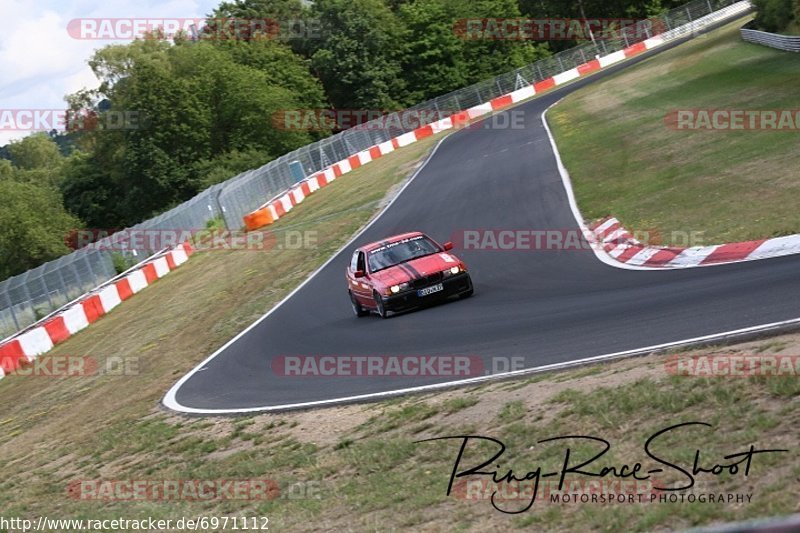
[
  {"xmin": 0, "ymin": 30, "xmax": 798, "ymax": 531},
  {"xmin": 550, "ymin": 18, "xmax": 800, "ymax": 246},
  {"xmin": 2, "ymin": 320, "xmax": 799, "ymax": 531},
  {"xmin": 0, "ymin": 130, "xmax": 444, "ymax": 527}
]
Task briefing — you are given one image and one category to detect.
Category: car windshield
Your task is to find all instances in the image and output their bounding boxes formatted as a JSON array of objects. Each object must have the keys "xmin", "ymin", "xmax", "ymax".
[{"xmin": 368, "ymin": 236, "xmax": 440, "ymax": 273}]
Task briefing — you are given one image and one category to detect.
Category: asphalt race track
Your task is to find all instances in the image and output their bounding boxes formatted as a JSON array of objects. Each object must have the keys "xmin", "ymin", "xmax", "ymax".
[{"xmin": 165, "ymin": 23, "xmax": 800, "ymax": 413}]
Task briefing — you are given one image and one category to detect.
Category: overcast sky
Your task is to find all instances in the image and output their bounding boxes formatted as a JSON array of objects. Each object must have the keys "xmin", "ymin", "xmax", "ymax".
[{"xmin": 0, "ymin": 0, "xmax": 220, "ymax": 145}]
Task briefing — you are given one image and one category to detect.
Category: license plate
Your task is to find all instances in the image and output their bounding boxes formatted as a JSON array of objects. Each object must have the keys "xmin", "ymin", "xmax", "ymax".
[{"xmin": 417, "ymin": 283, "xmax": 444, "ymax": 297}]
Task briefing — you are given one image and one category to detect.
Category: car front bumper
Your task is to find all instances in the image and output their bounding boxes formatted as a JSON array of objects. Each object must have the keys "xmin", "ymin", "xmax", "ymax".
[{"xmin": 383, "ymin": 272, "xmax": 472, "ymax": 312}]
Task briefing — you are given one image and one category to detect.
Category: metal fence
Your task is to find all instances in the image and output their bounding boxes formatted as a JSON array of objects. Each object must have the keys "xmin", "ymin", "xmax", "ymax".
[
  {"xmin": 741, "ymin": 21, "xmax": 800, "ymax": 51},
  {"xmin": 0, "ymin": 0, "xmax": 748, "ymax": 340},
  {"xmin": 0, "ymin": 183, "xmax": 228, "ymax": 339},
  {"xmin": 214, "ymin": 0, "xmax": 746, "ymax": 229}
]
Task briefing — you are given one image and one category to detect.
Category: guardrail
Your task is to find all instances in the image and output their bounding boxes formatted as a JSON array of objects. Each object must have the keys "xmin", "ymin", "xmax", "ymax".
[
  {"xmin": 740, "ymin": 21, "xmax": 800, "ymax": 51},
  {"xmin": 216, "ymin": 0, "xmax": 751, "ymax": 231},
  {"xmin": 240, "ymin": 1, "xmax": 755, "ymax": 233},
  {"xmin": 0, "ymin": 0, "xmax": 751, "ymax": 340}
]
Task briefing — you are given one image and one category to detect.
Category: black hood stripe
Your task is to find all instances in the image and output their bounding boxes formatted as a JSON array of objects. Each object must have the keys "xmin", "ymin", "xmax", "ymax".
[
  {"xmin": 401, "ymin": 262, "xmax": 421, "ymax": 279},
  {"xmin": 394, "ymin": 263, "xmax": 416, "ymax": 281}
]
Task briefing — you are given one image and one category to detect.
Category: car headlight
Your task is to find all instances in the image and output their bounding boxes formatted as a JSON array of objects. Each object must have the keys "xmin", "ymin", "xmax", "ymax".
[
  {"xmin": 442, "ymin": 265, "xmax": 462, "ymax": 278},
  {"xmin": 389, "ymin": 282, "xmax": 410, "ymax": 294}
]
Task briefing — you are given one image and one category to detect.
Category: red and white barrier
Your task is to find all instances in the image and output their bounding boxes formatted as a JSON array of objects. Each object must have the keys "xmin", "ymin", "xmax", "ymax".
[
  {"xmin": 243, "ymin": 1, "xmax": 752, "ymax": 232},
  {"xmin": 590, "ymin": 217, "xmax": 800, "ymax": 269},
  {"xmin": 61, "ymin": 305, "xmax": 90, "ymax": 335},
  {"xmin": 0, "ymin": 2, "xmax": 753, "ymax": 377},
  {"xmin": 599, "ymin": 50, "xmax": 627, "ymax": 68},
  {"xmin": 126, "ymin": 269, "xmax": 148, "ymax": 294},
  {"xmin": 18, "ymin": 328, "xmax": 54, "ymax": 361},
  {"xmin": 553, "ymin": 68, "xmax": 581, "ymax": 86},
  {"xmin": 0, "ymin": 243, "xmax": 195, "ymax": 379}
]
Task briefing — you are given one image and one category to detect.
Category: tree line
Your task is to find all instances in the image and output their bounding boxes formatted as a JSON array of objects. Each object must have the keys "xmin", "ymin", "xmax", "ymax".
[
  {"xmin": 1, "ymin": 0, "xmax": 687, "ymax": 281},
  {"xmin": 751, "ymin": 0, "xmax": 799, "ymax": 32}
]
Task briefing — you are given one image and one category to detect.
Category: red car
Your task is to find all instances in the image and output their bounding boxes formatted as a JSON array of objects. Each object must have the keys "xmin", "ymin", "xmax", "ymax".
[{"xmin": 346, "ymin": 232, "xmax": 473, "ymax": 318}]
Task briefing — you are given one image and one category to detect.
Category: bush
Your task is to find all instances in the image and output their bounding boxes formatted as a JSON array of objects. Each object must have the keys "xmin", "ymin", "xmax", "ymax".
[
  {"xmin": 205, "ymin": 216, "xmax": 225, "ymax": 231},
  {"xmin": 752, "ymin": 0, "xmax": 796, "ymax": 33},
  {"xmin": 0, "ymin": 180, "xmax": 83, "ymax": 280},
  {"xmin": 111, "ymin": 252, "xmax": 139, "ymax": 275}
]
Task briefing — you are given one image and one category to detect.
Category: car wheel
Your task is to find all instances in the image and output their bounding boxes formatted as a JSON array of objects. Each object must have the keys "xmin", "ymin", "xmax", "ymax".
[
  {"xmin": 350, "ymin": 291, "xmax": 369, "ymax": 317},
  {"xmin": 373, "ymin": 291, "xmax": 389, "ymax": 319}
]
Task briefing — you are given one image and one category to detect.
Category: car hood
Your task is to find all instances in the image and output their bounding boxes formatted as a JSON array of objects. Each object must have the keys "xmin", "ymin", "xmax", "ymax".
[{"xmin": 370, "ymin": 253, "xmax": 459, "ymax": 286}]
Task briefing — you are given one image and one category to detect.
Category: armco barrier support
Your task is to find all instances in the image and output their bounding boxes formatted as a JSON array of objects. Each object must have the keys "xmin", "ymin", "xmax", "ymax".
[{"xmin": 740, "ymin": 21, "xmax": 800, "ymax": 52}]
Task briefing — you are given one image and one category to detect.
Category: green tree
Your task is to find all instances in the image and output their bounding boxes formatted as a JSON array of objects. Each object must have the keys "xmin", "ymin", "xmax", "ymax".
[
  {"xmin": 517, "ymin": 0, "xmax": 688, "ymax": 52},
  {"xmin": 60, "ymin": 152, "xmax": 115, "ymax": 228},
  {"xmin": 0, "ymin": 159, "xmax": 13, "ymax": 180},
  {"xmin": 0, "ymin": 180, "xmax": 82, "ymax": 279},
  {"xmin": 62, "ymin": 34, "xmax": 324, "ymax": 227},
  {"xmin": 752, "ymin": 0, "xmax": 795, "ymax": 32},
  {"xmin": 218, "ymin": 39, "xmax": 328, "ymax": 119},
  {"xmin": 191, "ymin": 148, "xmax": 275, "ymax": 189},
  {"xmin": 212, "ymin": 0, "xmax": 307, "ymax": 24},
  {"xmin": 519, "ymin": 0, "xmax": 687, "ymax": 19},
  {"xmin": 310, "ymin": 0, "xmax": 407, "ymax": 109},
  {"xmin": 209, "ymin": 0, "xmax": 315, "ymax": 57},
  {"xmin": 203, "ymin": 0, "xmax": 329, "ymax": 138},
  {"xmin": 399, "ymin": 0, "xmax": 469, "ymax": 103},
  {"xmin": 6, "ymin": 133, "xmax": 62, "ymax": 170},
  {"xmin": 4, "ymin": 134, "xmax": 66, "ymax": 189},
  {"xmin": 448, "ymin": 0, "xmax": 549, "ymax": 84}
]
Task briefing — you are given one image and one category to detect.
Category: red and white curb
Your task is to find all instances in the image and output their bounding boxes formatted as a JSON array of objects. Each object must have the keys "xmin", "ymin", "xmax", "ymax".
[
  {"xmin": 590, "ymin": 217, "xmax": 800, "ymax": 268},
  {"xmin": 164, "ymin": 3, "xmax": 756, "ymax": 414},
  {"xmin": 245, "ymin": 1, "xmax": 752, "ymax": 231},
  {"xmin": 0, "ymin": 2, "xmax": 752, "ymax": 398},
  {"xmin": 0, "ymin": 243, "xmax": 195, "ymax": 379}
]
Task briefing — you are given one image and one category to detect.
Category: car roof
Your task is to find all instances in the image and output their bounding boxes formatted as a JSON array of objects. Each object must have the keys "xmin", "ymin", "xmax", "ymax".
[{"xmin": 359, "ymin": 232, "xmax": 427, "ymax": 253}]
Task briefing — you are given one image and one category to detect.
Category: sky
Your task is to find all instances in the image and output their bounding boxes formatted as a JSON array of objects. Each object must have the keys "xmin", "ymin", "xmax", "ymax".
[{"xmin": 0, "ymin": 0, "xmax": 220, "ymax": 145}]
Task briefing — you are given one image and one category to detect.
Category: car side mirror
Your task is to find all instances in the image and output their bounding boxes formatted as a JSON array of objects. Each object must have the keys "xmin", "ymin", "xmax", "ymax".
[
  {"xmin": 354, "ymin": 270, "xmax": 366, "ymax": 278},
  {"xmin": 443, "ymin": 242, "xmax": 454, "ymax": 251}
]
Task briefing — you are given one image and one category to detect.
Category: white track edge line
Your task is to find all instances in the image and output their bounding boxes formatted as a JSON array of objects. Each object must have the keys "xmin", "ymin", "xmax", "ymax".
[
  {"xmin": 165, "ymin": 102, "xmax": 800, "ymax": 414},
  {"xmin": 162, "ymin": 135, "xmax": 453, "ymax": 414},
  {"xmin": 541, "ymin": 103, "xmax": 658, "ymax": 272},
  {"xmin": 166, "ymin": 315, "xmax": 800, "ymax": 414},
  {"xmin": 165, "ymin": 30, "xmax": 798, "ymax": 414},
  {"xmin": 543, "ymin": 101, "xmax": 800, "ymax": 270}
]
